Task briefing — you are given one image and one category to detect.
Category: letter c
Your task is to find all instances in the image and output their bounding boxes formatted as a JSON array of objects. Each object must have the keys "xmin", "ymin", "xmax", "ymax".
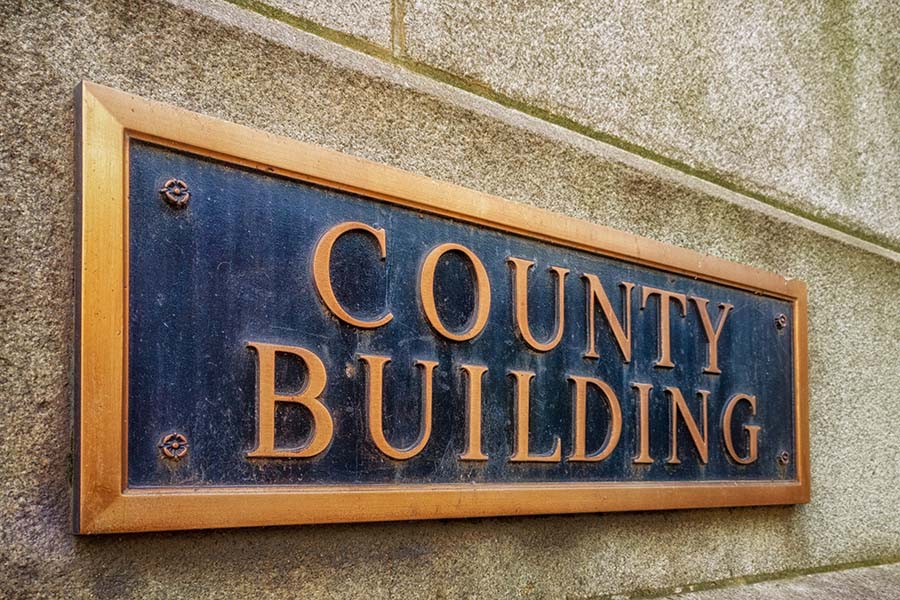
[{"xmin": 312, "ymin": 221, "xmax": 393, "ymax": 328}]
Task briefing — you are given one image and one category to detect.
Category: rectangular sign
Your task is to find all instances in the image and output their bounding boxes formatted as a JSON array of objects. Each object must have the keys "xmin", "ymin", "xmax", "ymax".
[{"xmin": 75, "ymin": 82, "xmax": 809, "ymax": 533}]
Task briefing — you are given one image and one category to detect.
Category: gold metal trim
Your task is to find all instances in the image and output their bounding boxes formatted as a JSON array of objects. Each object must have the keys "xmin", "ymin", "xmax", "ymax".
[{"xmin": 75, "ymin": 81, "xmax": 810, "ymax": 534}]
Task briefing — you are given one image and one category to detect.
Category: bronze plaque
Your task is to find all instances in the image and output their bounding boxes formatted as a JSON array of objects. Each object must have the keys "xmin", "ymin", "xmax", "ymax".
[{"xmin": 74, "ymin": 82, "xmax": 809, "ymax": 534}]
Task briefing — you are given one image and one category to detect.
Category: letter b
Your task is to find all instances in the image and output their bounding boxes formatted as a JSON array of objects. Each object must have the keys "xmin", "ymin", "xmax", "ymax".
[{"xmin": 246, "ymin": 342, "xmax": 334, "ymax": 458}]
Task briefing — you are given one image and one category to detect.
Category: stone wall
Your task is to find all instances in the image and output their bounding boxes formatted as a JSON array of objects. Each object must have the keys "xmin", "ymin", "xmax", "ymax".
[{"xmin": 1, "ymin": 1, "xmax": 898, "ymax": 598}]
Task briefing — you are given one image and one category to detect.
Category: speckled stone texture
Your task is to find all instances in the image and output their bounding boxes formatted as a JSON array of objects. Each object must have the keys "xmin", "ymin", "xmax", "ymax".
[
  {"xmin": 0, "ymin": 1, "xmax": 899, "ymax": 598},
  {"xmin": 263, "ymin": 0, "xmax": 392, "ymax": 48},
  {"xmin": 404, "ymin": 0, "xmax": 900, "ymax": 250}
]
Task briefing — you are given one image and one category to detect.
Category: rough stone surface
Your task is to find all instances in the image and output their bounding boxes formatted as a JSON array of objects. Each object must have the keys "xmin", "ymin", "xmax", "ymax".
[
  {"xmin": 1, "ymin": 0, "xmax": 899, "ymax": 598},
  {"xmin": 663, "ymin": 562, "xmax": 900, "ymax": 599},
  {"xmin": 404, "ymin": 0, "xmax": 900, "ymax": 249},
  {"xmin": 263, "ymin": 0, "xmax": 392, "ymax": 48}
]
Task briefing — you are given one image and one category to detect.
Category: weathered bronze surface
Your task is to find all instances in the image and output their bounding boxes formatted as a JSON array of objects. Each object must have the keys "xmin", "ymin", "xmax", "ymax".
[{"xmin": 74, "ymin": 82, "xmax": 809, "ymax": 534}]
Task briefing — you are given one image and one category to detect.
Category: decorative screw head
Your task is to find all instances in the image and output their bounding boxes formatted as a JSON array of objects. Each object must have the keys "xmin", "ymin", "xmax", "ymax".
[
  {"xmin": 159, "ymin": 178, "xmax": 190, "ymax": 208},
  {"xmin": 159, "ymin": 432, "xmax": 189, "ymax": 461},
  {"xmin": 775, "ymin": 314, "xmax": 788, "ymax": 330},
  {"xmin": 777, "ymin": 451, "xmax": 790, "ymax": 465}
]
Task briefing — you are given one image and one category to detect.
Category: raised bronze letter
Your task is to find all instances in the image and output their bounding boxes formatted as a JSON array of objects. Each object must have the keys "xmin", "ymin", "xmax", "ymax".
[
  {"xmin": 360, "ymin": 355, "xmax": 436, "ymax": 460},
  {"xmin": 508, "ymin": 257, "xmax": 569, "ymax": 352},
  {"xmin": 420, "ymin": 243, "xmax": 491, "ymax": 341},
  {"xmin": 690, "ymin": 296, "xmax": 734, "ymax": 375},
  {"xmin": 632, "ymin": 382, "xmax": 654, "ymax": 464},
  {"xmin": 459, "ymin": 364, "xmax": 489, "ymax": 461},
  {"xmin": 722, "ymin": 393, "xmax": 760, "ymax": 465},
  {"xmin": 313, "ymin": 221, "xmax": 392, "ymax": 328},
  {"xmin": 567, "ymin": 376, "xmax": 622, "ymax": 462},
  {"xmin": 666, "ymin": 386, "xmax": 709, "ymax": 464},
  {"xmin": 246, "ymin": 342, "xmax": 334, "ymax": 458},
  {"xmin": 641, "ymin": 286, "xmax": 688, "ymax": 368},
  {"xmin": 583, "ymin": 275, "xmax": 634, "ymax": 362},
  {"xmin": 509, "ymin": 370, "xmax": 562, "ymax": 462}
]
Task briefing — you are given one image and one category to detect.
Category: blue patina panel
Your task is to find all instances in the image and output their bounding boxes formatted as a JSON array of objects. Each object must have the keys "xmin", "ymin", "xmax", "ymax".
[{"xmin": 126, "ymin": 140, "xmax": 796, "ymax": 488}]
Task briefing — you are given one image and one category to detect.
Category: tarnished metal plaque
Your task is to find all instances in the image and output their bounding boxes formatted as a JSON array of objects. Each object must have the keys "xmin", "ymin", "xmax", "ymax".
[{"xmin": 75, "ymin": 83, "xmax": 809, "ymax": 533}]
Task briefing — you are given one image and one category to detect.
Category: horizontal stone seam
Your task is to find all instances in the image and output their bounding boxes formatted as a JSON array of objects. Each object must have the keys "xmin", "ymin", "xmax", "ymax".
[
  {"xmin": 179, "ymin": 0, "xmax": 900, "ymax": 264},
  {"xmin": 591, "ymin": 555, "xmax": 900, "ymax": 600}
]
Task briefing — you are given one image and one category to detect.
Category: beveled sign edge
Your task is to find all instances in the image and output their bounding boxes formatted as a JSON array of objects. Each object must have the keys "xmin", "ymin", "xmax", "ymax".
[{"xmin": 74, "ymin": 81, "xmax": 810, "ymax": 534}]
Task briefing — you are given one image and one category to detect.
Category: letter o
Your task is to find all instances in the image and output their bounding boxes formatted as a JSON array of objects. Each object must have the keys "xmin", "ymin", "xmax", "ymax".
[{"xmin": 419, "ymin": 243, "xmax": 491, "ymax": 342}]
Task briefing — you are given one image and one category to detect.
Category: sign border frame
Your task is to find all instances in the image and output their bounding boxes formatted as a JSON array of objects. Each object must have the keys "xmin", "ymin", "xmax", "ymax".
[{"xmin": 74, "ymin": 81, "xmax": 810, "ymax": 534}]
